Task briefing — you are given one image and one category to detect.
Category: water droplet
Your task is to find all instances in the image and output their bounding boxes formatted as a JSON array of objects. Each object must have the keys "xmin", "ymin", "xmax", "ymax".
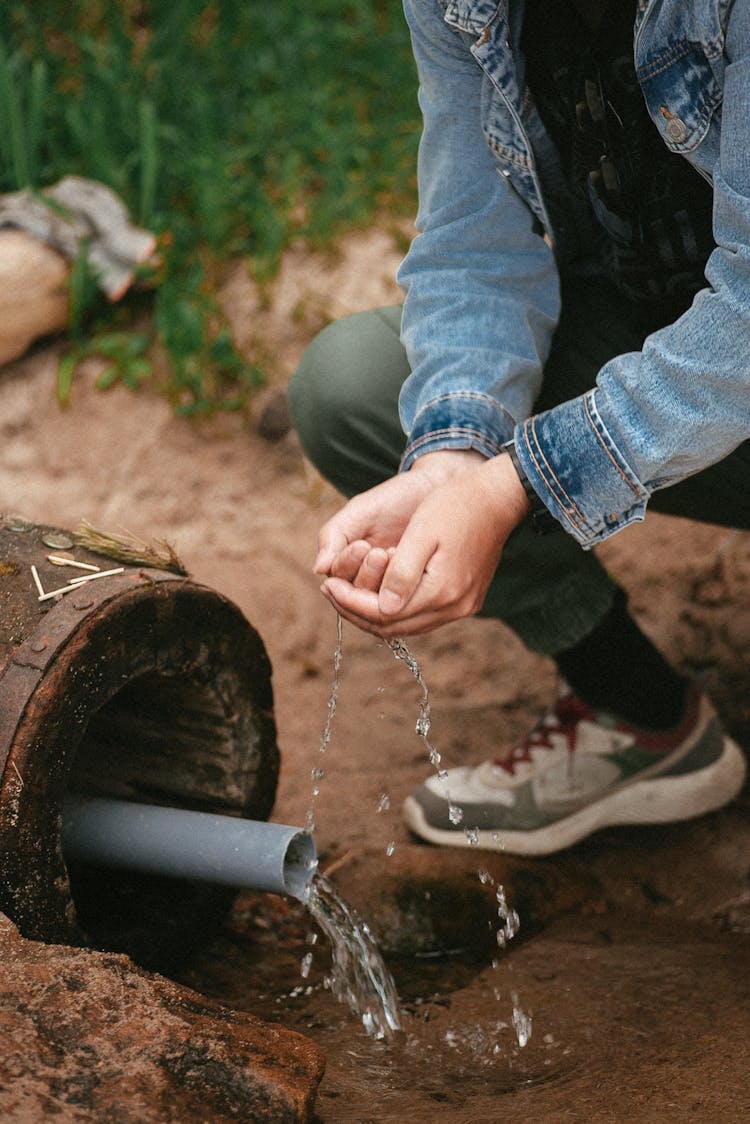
[
  {"xmin": 496, "ymin": 886, "xmax": 520, "ymax": 945},
  {"xmin": 465, "ymin": 826, "xmax": 480, "ymax": 846},
  {"xmin": 416, "ymin": 714, "xmax": 431, "ymax": 738},
  {"xmin": 6, "ymin": 515, "xmax": 34, "ymax": 533},
  {"xmin": 511, "ymin": 995, "xmax": 532, "ymax": 1048},
  {"xmin": 376, "ymin": 793, "xmax": 391, "ymax": 814},
  {"xmin": 448, "ymin": 804, "xmax": 464, "ymax": 826},
  {"xmin": 385, "ymin": 840, "xmax": 396, "ymax": 857},
  {"xmin": 41, "ymin": 531, "xmax": 74, "ymax": 549}
]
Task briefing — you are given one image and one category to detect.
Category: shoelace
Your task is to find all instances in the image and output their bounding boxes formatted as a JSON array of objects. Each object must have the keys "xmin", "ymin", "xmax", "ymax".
[{"xmin": 495, "ymin": 693, "xmax": 593, "ymax": 776}]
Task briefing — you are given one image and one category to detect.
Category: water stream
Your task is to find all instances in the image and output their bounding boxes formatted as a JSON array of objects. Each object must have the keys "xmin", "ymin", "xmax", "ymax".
[
  {"xmin": 304, "ymin": 871, "xmax": 403, "ymax": 1040},
  {"xmin": 300, "ymin": 612, "xmax": 403, "ymax": 1039},
  {"xmin": 386, "ymin": 634, "xmax": 530, "ymax": 1048},
  {"xmin": 300, "ymin": 615, "xmax": 529, "ymax": 1047}
]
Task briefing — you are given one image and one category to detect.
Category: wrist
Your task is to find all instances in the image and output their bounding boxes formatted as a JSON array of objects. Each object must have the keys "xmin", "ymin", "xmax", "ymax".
[{"xmin": 407, "ymin": 448, "xmax": 488, "ymax": 487}]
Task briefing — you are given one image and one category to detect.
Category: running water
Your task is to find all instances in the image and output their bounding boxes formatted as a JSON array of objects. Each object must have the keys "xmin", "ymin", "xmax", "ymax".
[
  {"xmin": 386, "ymin": 638, "xmax": 464, "ymax": 827},
  {"xmin": 300, "ymin": 619, "xmax": 527, "ymax": 1047},
  {"xmin": 386, "ymin": 636, "xmax": 530, "ymax": 1048},
  {"xmin": 302, "ymin": 614, "xmax": 404, "ymax": 1039},
  {"xmin": 304, "ymin": 871, "xmax": 403, "ymax": 1040},
  {"xmin": 305, "ymin": 613, "xmax": 343, "ymax": 837}
]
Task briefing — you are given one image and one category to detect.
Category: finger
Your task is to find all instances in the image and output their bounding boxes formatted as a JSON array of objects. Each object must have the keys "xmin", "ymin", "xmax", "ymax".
[
  {"xmin": 321, "ymin": 585, "xmax": 389, "ymax": 638},
  {"xmin": 327, "ymin": 540, "xmax": 372, "ymax": 582},
  {"xmin": 321, "ymin": 576, "xmax": 382, "ymax": 618},
  {"xmin": 377, "ymin": 520, "xmax": 439, "ymax": 616},
  {"xmin": 322, "ymin": 573, "xmax": 453, "ymax": 635},
  {"xmin": 321, "ymin": 581, "xmax": 451, "ymax": 639},
  {"xmin": 353, "ymin": 547, "xmax": 389, "ymax": 591},
  {"xmin": 314, "ymin": 526, "xmax": 351, "ymax": 574}
]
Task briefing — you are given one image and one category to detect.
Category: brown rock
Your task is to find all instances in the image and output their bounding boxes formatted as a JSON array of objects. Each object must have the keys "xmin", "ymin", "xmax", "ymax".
[
  {"xmin": 255, "ymin": 387, "xmax": 292, "ymax": 441},
  {"xmin": 0, "ymin": 913, "xmax": 324, "ymax": 1122}
]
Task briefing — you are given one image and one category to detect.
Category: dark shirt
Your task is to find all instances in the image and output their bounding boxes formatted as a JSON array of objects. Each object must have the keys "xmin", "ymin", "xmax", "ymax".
[{"xmin": 522, "ymin": 0, "xmax": 714, "ymax": 311}]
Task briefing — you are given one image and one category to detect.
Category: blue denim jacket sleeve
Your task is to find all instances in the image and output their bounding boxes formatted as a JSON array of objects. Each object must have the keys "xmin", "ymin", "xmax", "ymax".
[
  {"xmin": 397, "ymin": 0, "xmax": 560, "ymax": 467},
  {"xmin": 399, "ymin": 0, "xmax": 750, "ymax": 549},
  {"xmin": 516, "ymin": 0, "xmax": 750, "ymax": 546}
]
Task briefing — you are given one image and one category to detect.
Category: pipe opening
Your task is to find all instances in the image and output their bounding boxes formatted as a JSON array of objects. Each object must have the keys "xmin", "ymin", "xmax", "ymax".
[{"xmin": 282, "ymin": 831, "xmax": 318, "ymax": 902}]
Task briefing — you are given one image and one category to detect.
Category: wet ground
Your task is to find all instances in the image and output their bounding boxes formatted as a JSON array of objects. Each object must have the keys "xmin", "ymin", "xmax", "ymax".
[{"xmin": 177, "ymin": 800, "xmax": 750, "ymax": 1122}]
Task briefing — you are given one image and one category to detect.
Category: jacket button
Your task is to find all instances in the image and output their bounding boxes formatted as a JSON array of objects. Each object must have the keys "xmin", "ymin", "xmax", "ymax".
[{"xmin": 665, "ymin": 116, "xmax": 688, "ymax": 143}]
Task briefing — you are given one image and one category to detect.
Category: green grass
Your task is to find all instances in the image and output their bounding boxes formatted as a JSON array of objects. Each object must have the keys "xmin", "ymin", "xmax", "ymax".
[{"xmin": 0, "ymin": 1, "xmax": 419, "ymax": 413}]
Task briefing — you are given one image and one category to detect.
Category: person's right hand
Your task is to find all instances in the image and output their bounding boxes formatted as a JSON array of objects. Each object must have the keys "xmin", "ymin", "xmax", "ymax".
[{"xmin": 319, "ymin": 449, "xmax": 530, "ymax": 637}]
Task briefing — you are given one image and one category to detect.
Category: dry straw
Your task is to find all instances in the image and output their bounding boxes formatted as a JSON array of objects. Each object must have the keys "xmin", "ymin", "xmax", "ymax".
[{"xmin": 74, "ymin": 520, "xmax": 187, "ymax": 575}]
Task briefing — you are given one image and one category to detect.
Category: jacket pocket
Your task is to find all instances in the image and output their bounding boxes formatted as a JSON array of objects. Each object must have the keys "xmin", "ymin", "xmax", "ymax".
[{"xmin": 638, "ymin": 41, "xmax": 722, "ymax": 154}]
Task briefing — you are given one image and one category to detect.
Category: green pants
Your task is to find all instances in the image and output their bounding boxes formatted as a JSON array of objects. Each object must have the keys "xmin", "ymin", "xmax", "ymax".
[{"xmin": 288, "ymin": 278, "xmax": 750, "ymax": 656}]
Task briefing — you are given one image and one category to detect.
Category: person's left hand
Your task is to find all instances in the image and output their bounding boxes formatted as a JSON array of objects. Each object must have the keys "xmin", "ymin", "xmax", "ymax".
[{"xmin": 320, "ymin": 451, "xmax": 530, "ymax": 637}]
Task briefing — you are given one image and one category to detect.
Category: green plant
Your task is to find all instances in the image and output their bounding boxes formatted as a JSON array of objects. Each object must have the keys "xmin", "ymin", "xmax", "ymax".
[
  {"xmin": 0, "ymin": 1, "xmax": 419, "ymax": 412},
  {"xmin": 0, "ymin": 37, "xmax": 47, "ymax": 188}
]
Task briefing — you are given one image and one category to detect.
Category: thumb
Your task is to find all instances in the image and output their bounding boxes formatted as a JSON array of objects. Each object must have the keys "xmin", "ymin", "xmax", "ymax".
[{"xmin": 377, "ymin": 527, "xmax": 437, "ymax": 616}]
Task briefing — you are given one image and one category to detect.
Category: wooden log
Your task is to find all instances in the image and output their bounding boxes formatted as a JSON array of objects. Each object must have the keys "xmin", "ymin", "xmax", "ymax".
[
  {"xmin": 0, "ymin": 515, "xmax": 279, "ymax": 964},
  {"xmin": 0, "ymin": 230, "xmax": 69, "ymax": 366}
]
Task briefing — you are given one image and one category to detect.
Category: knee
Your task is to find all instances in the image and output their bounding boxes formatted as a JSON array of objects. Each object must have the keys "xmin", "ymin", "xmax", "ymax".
[
  {"xmin": 289, "ymin": 307, "xmax": 402, "ymax": 461},
  {"xmin": 289, "ymin": 317, "xmax": 361, "ymax": 442}
]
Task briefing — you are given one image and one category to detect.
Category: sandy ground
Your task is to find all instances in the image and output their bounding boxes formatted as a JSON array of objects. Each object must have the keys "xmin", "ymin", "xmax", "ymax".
[{"xmin": 2, "ymin": 224, "xmax": 750, "ymax": 1120}]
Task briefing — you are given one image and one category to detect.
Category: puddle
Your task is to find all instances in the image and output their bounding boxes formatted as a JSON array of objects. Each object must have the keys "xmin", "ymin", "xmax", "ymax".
[
  {"xmin": 176, "ymin": 888, "xmax": 576, "ymax": 1118},
  {"xmin": 178, "ymin": 887, "xmax": 750, "ymax": 1121}
]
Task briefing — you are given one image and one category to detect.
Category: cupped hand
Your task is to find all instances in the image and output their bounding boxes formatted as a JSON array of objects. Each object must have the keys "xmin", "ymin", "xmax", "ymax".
[
  {"xmin": 314, "ymin": 449, "xmax": 485, "ymax": 579},
  {"xmin": 319, "ymin": 451, "xmax": 530, "ymax": 637}
]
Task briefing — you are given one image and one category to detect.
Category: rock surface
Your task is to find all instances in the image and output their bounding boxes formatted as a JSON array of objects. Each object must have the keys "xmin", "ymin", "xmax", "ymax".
[{"xmin": 0, "ymin": 913, "xmax": 324, "ymax": 1122}]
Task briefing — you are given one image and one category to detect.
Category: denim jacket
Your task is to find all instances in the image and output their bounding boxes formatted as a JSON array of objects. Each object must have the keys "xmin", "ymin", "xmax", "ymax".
[{"xmin": 397, "ymin": 0, "xmax": 750, "ymax": 546}]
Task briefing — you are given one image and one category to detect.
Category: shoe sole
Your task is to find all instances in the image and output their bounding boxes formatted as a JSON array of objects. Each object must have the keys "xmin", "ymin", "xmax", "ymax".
[{"xmin": 402, "ymin": 736, "xmax": 747, "ymax": 857}]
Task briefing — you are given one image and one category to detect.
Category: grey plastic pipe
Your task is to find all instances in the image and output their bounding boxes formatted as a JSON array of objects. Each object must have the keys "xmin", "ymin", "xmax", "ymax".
[{"xmin": 61, "ymin": 796, "xmax": 317, "ymax": 902}]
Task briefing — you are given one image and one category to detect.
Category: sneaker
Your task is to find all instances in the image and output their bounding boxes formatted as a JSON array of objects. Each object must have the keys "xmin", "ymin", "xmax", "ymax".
[{"xmin": 403, "ymin": 685, "xmax": 747, "ymax": 856}]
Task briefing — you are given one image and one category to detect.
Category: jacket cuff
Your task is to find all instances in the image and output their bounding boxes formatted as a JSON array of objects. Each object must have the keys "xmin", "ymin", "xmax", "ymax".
[
  {"xmin": 400, "ymin": 392, "xmax": 515, "ymax": 471},
  {"xmin": 514, "ymin": 390, "xmax": 650, "ymax": 547}
]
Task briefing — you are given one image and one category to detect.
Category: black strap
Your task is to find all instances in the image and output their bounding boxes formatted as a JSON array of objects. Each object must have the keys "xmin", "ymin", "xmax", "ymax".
[{"xmin": 502, "ymin": 441, "xmax": 561, "ymax": 535}]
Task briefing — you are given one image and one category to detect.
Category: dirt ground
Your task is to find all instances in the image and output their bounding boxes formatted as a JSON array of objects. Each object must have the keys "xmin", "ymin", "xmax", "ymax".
[{"xmin": 2, "ymin": 223, "xmax": 750, "ymax": 1121}]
